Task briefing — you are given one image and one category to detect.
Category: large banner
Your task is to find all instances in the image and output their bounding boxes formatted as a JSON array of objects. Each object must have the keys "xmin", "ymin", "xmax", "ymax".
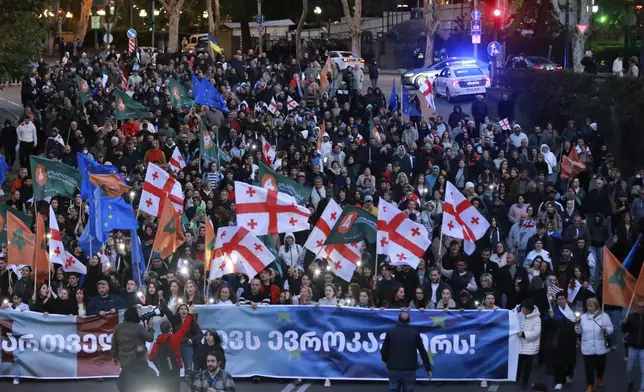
[{"xmin": 0, "ymin": 306, "xmax": 519, "ymax": 381}]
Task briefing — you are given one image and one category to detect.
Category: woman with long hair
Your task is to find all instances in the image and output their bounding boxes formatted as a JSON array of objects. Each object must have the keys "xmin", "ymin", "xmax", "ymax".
[
  {"xmin": 214, "ymin": 285, "xmax": 236, "ymax": 306},
  {"xmin": 160, "ymin": 301, "xmax": 203, "ymax": 380},
  {"xmin": 184, "ymin": 280, "xmax": 204, "ymax": 304},
  {"xmin": 409, "ymin": 286, "xmax": 429, "ymax": 310},
  {"xmin": 145, "ymin": 282, "xmax": 161, "ymax": 307},
  {"xmin": 575, "ymin": 298, "xmax": 613, "ymax": 392},
  {"xmin": 194, "ymin": 329, "xmax": 227, "ymax": 372},
  {"xmin": 356, "ymin": 289, "xmax": 374, "ymax": 308}
]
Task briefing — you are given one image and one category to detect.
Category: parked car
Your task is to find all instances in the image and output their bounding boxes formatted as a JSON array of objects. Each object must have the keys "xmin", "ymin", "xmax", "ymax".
[
  {"xmin": 183, "ymin": 34, "xmax": 210, "ymax": 54},
  {"xmin": 329, "ymin": 51, "xmax": 365, "ymax": 71},
  {"xmin": 508, "ymin": 56, "xmax": 563, "ymax": 71},
  {"xmin": 433, "ymin": 66, "xmax": 491, "ymax": 102},
  {"xmin": 402, "ymin": 57, "xmax": 489, "ymax": 88}
]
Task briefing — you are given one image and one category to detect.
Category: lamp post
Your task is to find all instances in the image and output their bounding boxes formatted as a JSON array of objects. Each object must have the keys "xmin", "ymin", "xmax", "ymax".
[
  {"xmin": 590, "ymin": 5, "xmax": 598, "ymax": 50},
  {"xmin": 314, "ymin": 6, "xmax": 322, "ymax": 28}
]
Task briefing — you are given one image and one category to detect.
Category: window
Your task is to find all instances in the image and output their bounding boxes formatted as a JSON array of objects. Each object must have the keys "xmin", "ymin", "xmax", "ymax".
[{"xmin": 453, "ymin": 68, "xmax": 484, "ymax": 77}]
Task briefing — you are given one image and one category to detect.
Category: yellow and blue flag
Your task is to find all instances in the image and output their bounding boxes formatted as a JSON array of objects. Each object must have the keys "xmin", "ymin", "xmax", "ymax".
[{"xmin": 209, "ymin": 36, "xmax": 223, "ymax": 54}]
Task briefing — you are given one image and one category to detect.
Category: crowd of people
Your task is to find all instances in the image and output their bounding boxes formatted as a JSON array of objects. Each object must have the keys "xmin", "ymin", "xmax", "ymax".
[{"xmin": 0, "ymin": 42, "xmax": 643, "ymax": 392}]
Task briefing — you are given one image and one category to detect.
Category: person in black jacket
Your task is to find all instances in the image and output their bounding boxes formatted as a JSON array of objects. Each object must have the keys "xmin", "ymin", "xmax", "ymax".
[
  {"xmin": 1, "ymin": 119, "xmax": 18, "ymax": 167},
  {"xmin": 117, "ymin": 345, "xmax": 158, "ymax": 392},
  {"xmin": 623, "ymin": 301, "xmax": 644, "ymax": 391},
  {"xmin": 194, "ymin": 329, "xmax": 227, "ymax": 372},
  {"xmin": 381, "ymin": 312, "xmax": 432, "ymax": 390}
]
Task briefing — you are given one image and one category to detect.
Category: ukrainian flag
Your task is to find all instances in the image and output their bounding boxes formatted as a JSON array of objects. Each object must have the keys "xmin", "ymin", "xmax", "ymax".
[{"xmin": 209, "ymin": 36, "xmax": 223, "ymax": 54}]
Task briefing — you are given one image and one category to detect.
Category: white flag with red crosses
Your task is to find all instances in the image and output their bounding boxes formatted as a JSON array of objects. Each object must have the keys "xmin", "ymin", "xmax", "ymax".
[
  {"xmin": 261, "ymin": 136, "xmax": 277, "ymax": 168},
  {"xmin": 168, "ymin": 146, "xmax": 186, "ymax": 173},
  {"xmin": 234, "ymin": 181, "xmax": 311, "ymax": 236},
  {"xmin": 442, "ymin": 181, "xmax": 490, "ymax": 255},
  {"xmin": 418, "ymin": 79, "xmax": 436, "ymax": 110},
  {"xmin": 208, "ymin": 226, "xmax": 274, "ymax": 280},
  {"xmin": 376, "ymin": 199, "xmax": 430, "ymax": 268},
  {"xmin": 286, "ymin": 96, "xmax": 299, "ymax": 111},
  {"xmin": 268, "ymin": 97, "xmax": 280, "ymax": 115},
  {"xmin": 304, "ymin": 199, "xmax": 342, "ymax": 256},
  {"xmin": 326, "ymin": 241, "xmax": 362, "ymax": 282},
  {"xmin": 139, "ymin": 163, "xmax": 184, "ymax": 217},
  {"xmin": 60, "ymin": 250, "xmax": 88, "ymax": 274},
  {"xmin": 48, "ymin": 205, "xmax": 65, "ymax": 265}
]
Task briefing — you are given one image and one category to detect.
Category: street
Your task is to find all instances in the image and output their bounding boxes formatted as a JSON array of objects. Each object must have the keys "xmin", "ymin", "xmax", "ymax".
[{"xmin": 0, "ymin": 342, "xmax": 635, "ymax": 391}]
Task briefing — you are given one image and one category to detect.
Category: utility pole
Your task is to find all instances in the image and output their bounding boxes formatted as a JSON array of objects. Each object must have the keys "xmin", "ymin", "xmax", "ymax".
[
  {"xmin": 473, "ymin": 0, "xmax": 479, "ymax": 59},
  {"xmin": 564, "ymin": 0, "xmax": 570, "ymax": 69},
  {"xmin": 151, "ymin": 0, "xmax": 156, "ymax": 48},
  {"xmin": 257, "ymin": 0, "xmax": 263, "ymax": 54}
]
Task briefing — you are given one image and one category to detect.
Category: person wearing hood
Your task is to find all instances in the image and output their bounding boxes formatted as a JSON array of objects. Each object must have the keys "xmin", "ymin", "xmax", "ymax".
[
  {"xmin": 0, "ymin": 119, "xmax": 17, "ymax": 167},
  {"xmin": 515, "ymin": 299, "xmax": 541, "ymax": 389},
  {"xmin": 149, "ymin": 304, "xmax": 196, "ymax": 392},
  {"xmin": 392, "ymin": 145, "xmax": 413, "ymax": 178},
  {"xmin": 539, "ymin": 144, "xmax": 557, "ymax": 183},
  {"xmin": 279, "ymin": 232, "xmax": 303, "ymax": 269},
  {"xmin": 447, "ymin": 105, "xmax": 468, "ymax": 129}
]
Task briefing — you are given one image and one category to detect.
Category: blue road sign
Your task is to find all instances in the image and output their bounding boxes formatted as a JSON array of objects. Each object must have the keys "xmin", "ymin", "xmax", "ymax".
[
  {"xmin": 127, "ymin": 29, "xmax": 137, "ymax": 39},
  {"xmin": 471, "ymin": 10, "xmax": 481, "ymax": 20},
  {"xmin": 487, "ymin": 41, "xmax": 502, "ymax": 57},
  {"xmin": 256, "ymin": 15, "xmax": 265, "ymax": 24},
  {"xmin": 471, "ymin": 20, "xmax": 481, "ymax": 33}
]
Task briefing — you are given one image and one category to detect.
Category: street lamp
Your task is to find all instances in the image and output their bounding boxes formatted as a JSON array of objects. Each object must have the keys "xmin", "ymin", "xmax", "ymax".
[
  {"xmin": 314, "ymin": 6, "xmax": 322, "ymax": 15},
  {"xmin": 66, "ymin": 11, "xmax": 73, "ymax": 19},
  {"xmin": 96, "ymin": 9, "xmax": 106, "ymax": 16},
  {"xmin": 154, "ymin": 9, "xmax": 160, "ymax": 16},
  {"xmin": 592, "ymin": 5, "xmax": 599, "ymax": 13},
  {"xmin": 139, "ymin": 9, "xmax": 147, "ymax": 18}
]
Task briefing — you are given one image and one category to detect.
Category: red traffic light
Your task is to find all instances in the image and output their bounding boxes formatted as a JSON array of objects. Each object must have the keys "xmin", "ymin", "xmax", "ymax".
[{"xmin": 493, "ymin": 9, "xmax": 502, "ymax": 17}]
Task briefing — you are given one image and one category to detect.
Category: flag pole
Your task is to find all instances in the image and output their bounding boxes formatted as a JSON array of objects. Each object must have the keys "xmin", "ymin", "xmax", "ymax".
[{"xmin": 624, "ymin": 261, "xmax": 644, "ymax": 318}]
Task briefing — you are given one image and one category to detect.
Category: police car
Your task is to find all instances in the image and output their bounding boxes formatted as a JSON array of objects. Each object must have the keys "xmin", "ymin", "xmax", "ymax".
[
  {"xmin": 433, "ymin": 66, "xmax": 490, "ymax": 102},
  {"xmin": 401, "ymin": 57, "xmax": 489, "ymax": 88},
  {"xmin": 328, "ymin": 51, "xmax": 365, "ymax": 71}
]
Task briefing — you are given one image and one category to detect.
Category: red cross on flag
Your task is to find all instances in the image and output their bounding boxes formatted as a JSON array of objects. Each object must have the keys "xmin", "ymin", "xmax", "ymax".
[
  {"xmin": 376, "ymin": 199, "xmax": 431, "ymax": 268},
  {"xmin": 326, "ymin": 242, "xmax": 362, "ymax": 282},
  {"xmin": 418, "ymin": 79, "xmax": 436, "ymax": 110},
  {"xmin": 235, "ymin": 181, "xmax": 311, "ymax": 236},
  {"xmin": 208, "ymin": 226, "xmax": 274, "ymax": 280},
  {"xmin": 60, "ymin": 250, "xmax": 88, "ymax": 274},
  {"xmin": 139, "ymin": 163, "xmax": 184, "ymax": 217},
  {"xmin": 303, "ymin": 199, "xmax": 342, "ymax": 256},
  {"xmin": 48, "ymin": 205, "xmax": 65, "ymax": 266},
  {"xmin": 168, "ymin": 146, "xmax": 186, "ymax": 173},
  {"xmin": 443, "ymin": 181, "xmax": 490, "ymax": 255},
  {"xmin": 268, "ymin": 97, "xmax": 280, "ymax": 115},
  {"xmin": 498, "ymin": 118, "xmax": 511, "ymax": 131},
  {"xmin": 261, "ymin": 136, "xmax": 277, "ymax": 168},
  {"xmin": 286, "ymin": 96, "xmax": 299, "ymax": 111}
]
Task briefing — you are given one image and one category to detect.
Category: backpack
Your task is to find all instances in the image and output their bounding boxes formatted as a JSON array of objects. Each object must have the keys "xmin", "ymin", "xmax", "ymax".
[{"xmin": 154, "ymin": 340, "xmax": 179, "ymax": 375}]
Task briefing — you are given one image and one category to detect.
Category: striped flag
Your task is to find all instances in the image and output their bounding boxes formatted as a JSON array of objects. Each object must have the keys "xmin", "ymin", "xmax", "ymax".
[{"xmin": 547, "ymin": 279, "xmax": 562, "ymax": 298}]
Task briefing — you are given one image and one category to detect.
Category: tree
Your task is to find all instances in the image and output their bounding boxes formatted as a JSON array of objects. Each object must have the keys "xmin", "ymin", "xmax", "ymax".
[
  {"xmin": 206, "ymin": 0, "xmax": 222, "ymax": 35},
  {"xmin": 159, "ymin": 0, "xmax": 186, "ymax": 53},
  {"xmin": 74, "ymin": 0, "xmax": 93, "ymax": 43},
  {"xmin": 551, "ymin": 0, "xmax": 591, "ymax": 72},
  {"xmin": 423, "ymin": 0, "xmax": 442, "ymax": 67},
  {"xmin": 340, "ymin": 0, "xmax": 362, "ymax": 54},
  {"xmin": 0, "ymin": 2, "xmax": 45, "ymax": 81},
  {"xmin": 295, "ymin": 0, "xmax": 308, "ymax": 61}
]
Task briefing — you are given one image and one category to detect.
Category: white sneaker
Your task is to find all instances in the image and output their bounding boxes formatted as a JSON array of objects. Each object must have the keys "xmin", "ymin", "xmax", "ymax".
[
  {"xmin": 554, "ymin": 384, "xmax": 563, "ymax": 390},
  {"xmin": 13, "ymin": 378, "xmax": 19, "ymax": 385},
  {"xmin": 480, "ymin": 380, "xmax": 488, "ymax": 387},
  {"xmin": 324, "ymin": 379, "xmax": 331, "ymax": 387},
  {"xmin": 566, "ymin": 376, "xmax": 573, "ymax": 383}
]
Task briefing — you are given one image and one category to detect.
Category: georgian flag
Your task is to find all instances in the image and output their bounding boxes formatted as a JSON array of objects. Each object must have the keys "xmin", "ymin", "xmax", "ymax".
[
  {"xmin": 261, "ymin": 136, "xmax": 277, "ymax": 168},
  {"xmin": 209, "ymin": 226, "xmax": 274, "ymax": 280},
  {"xmin": 377, "ymin": 199, "xmax": 430, "ymax": 268},
  {"xmin": 234, "ymin": 181, "xmax": 311, "ymax": 236},
  {"xmin": 326, "ymin": 242, "xmax": 362, "ymax": 282},
  {"xmin": 49, "ymin": 205, "xmax": 65, "ymax": 265},
  {"xmin": 418, "ymin": 79, "xmax": 436, "ymax": 110},
  {"xmin": 139, "ymin": 163, "xmax": 184, "ymax": 217},
  {"xmin": 60, "ymin": 250, "xmax": 88, "ymax": 274},
  {"xmin": 237, "ymin": 100, "xmax": 249, "ymax": 112},
  {"xmin": 168, "ymin": 146, "xmax": 186, "ymax": 173},
  {"xmin": 442, "ymin": 181, "xmax": 490, "ymax": 255},
  {"xmin": 567, "ymin": 279, "xmax": 595, "ymax": 303},
  {"xmin": 268, "ymin": 97, "xmax": 280, "ymax": 115},
  {"xmin": 286, "ymin": 96, "xmax": 299, "ymax": 111},
  {"xmin": 499, "ymin": 118, "xmax": 511, "ymax": 131},
  {"xmin": 304, "ymin": 199, "xmax": 342, "ymax": 256}
]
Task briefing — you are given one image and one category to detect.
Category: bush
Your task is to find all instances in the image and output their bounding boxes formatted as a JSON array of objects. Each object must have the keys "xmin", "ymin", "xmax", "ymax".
[{"xmin": 511, "ymin": 70, "xmax": 644, "ymax": 174}]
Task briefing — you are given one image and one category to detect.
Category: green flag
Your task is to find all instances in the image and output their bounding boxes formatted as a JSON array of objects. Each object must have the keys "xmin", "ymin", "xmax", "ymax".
[
  {"xmin": 0, "ymin": 204, "xmax": 33, "ymax": 243},
  {"xmin": 76, "ymin": 74, "xmax": 91, "ymax": 104},
  {"xmin": 324, "ymin": 206, "xmax": 377, "ymax": 245},
  {"xmin": 168, "ymin": 78, "xmax": 193, "ymax": 108},
  {"xmin": 114, "ymin": 89, "xmax": 150, "ymax": 120},
  {"xmin": 30, "ymin": 156, "xmax": 82, "ymax": 201},
  {"xmin": 199, "ymin": 119, "xmax": 229, "ymax": 164},
  {"xmin": 258, "ymin": 162, "xmax": 311, "ymax": 205},
  {"xmin": 369, "ymin": 117, "xmax": 382, "ymax": 147}
]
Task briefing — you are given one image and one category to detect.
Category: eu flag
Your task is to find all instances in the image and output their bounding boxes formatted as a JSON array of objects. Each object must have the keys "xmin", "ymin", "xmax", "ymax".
[
  {"xmin": 192, "ymin": 73, "xmax": 229, "ymax": 114},
  {"xmin": 0, "ymin": 156, "xmax": 8, "ymax": 187},
  {"xmin": 78, "ymin": 224, "xmax": 103, "ymax": 256},
  {"xmin": 130, "ymin": 229, "xmax": 146, "ymax": 285},
  {"xmin": 388, "ymin": 79, "xmax": 398, "ymax": 115},
  {"xmin": 402, "ymin": 85, "xmax": 421, "ymax": 116},
  {"xmin": 77, "ymin": 153, "xmax": 123, "ymax": 199},
  {"xmin": 100, "ymin": 196, "xmax": 139, "ymax": 233}
]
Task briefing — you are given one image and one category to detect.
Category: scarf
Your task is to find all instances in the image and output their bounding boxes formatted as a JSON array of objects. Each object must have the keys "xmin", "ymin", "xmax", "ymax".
[{"xmin": 555, "ymin": 304, "xmax": 576, "ymax": 322}]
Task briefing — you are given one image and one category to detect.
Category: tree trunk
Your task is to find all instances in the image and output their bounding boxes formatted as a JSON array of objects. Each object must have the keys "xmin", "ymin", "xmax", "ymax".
[
  {"xmin": 295, "ymin": 0, "xmax": 308, "ymax": 61},
  {"xmin": 571, "ymin": 32, "xmax": 586, "ymax": 72},
  {"xmin": 74, "ymin": 0, "xmax": 93, "ymax": 43},
  {"xmin": 45, "ymin": 30, "xmax": 56, "ymax": 55},
  {"xmin": 341, "ymin": 0, "xmax": 363, "ymax": 55},
  {"xmin": 214, "ymin": 0, "xmax": 221, "ymax": 31},
  {"xmin": 207, "ymin": 0, "xmax": 216, "ymax": 36},
  {"xmin": 159, "ymin": 0, "xmax": 185, "ymax": 53},
  {"xmin": 423, "ymin": 0, "xmax": 441, "ymax": 67}
]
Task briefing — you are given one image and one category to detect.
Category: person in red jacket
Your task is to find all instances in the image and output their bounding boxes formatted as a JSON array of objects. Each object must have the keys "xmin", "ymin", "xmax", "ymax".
[
  {"xmin": 259, "ymin": 268, "xmax": 281, "ymax": 304},
  {"xmin": 149, "ymin": 304, "xmax": 196, "ymax": 391}
]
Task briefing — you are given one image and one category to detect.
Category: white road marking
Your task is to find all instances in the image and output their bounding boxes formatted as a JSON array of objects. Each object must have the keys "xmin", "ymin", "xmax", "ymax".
[
  {"xmin": 7, "ymin": 101, "xmax": 21, "ymax": 107},
  {"xmin": 295, "ymin": 383, "xmax": 312, "ymax": 392},
  {"xmin": 279, "ymin": 383, "xmax": 296, "ymax": 392},
  {"xmin": 488, "ymin": 384, "xmax": 500, "ymax": 391}
]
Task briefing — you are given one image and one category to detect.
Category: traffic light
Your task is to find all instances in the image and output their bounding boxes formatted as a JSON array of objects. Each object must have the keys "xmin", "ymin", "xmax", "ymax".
[{"xmin": 493, "ymin": 9, "xmax": 502, "ymax": 17}]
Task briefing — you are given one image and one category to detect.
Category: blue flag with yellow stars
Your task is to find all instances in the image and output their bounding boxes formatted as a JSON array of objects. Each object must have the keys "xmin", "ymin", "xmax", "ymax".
[
  {"xmin": 402, "ymin": 85, "xmax": 421, "ymax": 116},
  {"xmin": 90, "ymin": 185, "xmax": 138, "ymax": 242}
]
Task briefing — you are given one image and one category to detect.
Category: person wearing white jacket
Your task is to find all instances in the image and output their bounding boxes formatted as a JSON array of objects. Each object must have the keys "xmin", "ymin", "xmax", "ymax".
[
  {"xmin": 574, "ymin": 298, "xmax": 613, "ymax": 392},
  {"xmin": 278, "ymin": 233, "xmax": 303, "ymax": 269},
  {"xmin": 515, "ymin": 299, "xmax": 541, "ymax": 389}
]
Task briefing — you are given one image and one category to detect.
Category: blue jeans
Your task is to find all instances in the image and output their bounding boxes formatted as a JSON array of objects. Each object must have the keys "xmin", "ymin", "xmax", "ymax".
[
  {"xmin": 371, "ymin": 79, "xmax": 378, "ymax": 89},
  {"xmin": 388, "ymin": 369, "xmax": 417, "ymax": 392},
  {"xmin": 627, "ymin": 348, "xmax": 644, "ymax": 388},
  {"xmin": 180, "ymin": 344, "xmax": 194, "ymax": 376}
]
